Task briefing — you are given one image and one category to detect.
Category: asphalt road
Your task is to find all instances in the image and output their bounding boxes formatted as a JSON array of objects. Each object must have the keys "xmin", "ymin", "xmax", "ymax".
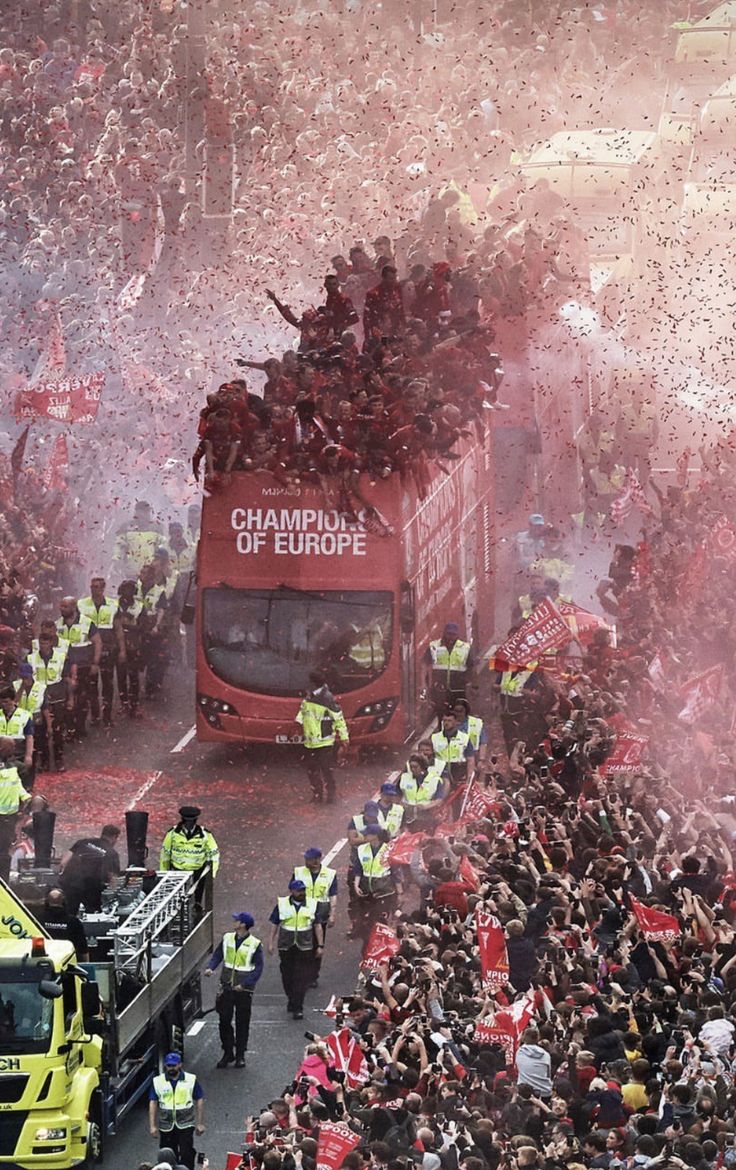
[{"xmin": 39, "ymin": 668, "xmax": 395, "ymax": 1170}]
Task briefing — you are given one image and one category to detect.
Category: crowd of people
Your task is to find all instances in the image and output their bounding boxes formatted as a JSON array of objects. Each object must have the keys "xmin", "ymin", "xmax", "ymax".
[{"xmin": 206, "ymin": 438, "xmax": 736, "ymax": 1170}]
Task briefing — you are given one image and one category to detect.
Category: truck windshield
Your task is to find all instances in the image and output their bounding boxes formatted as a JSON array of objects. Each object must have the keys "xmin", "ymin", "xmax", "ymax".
[
  {"xmin": 202, "ymin": 587, "xmax": 393, "ymax": 696},
  {"xmin": 0, "ymin": 975, "xmax": 54, "ymax": 1051}
]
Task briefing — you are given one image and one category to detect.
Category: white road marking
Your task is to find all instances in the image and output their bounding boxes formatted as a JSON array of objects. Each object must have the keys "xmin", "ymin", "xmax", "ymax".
[
  {"xmin": 171, "ymin": 724, "xmax": 197, "ymax": 754},
  {"xmin": 187, "ymin": 1020, "xmax": 206, "ymax": 1036},
  {"xmin": 127, "ymin": 769, "xmax": 162, "ymax": 810}
]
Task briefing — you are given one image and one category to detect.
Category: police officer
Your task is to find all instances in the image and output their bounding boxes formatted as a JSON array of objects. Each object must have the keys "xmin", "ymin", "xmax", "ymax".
[
  {"xmin": 138, "ymin": 563, "xmax": 169, "ymax": 699},
  {"xmin": 0, "ymin": 684, "xmax": 35, "ymax": 768},
  {"xmin": 113, "ymin": 580, "xmax": 143, "ymax": 718},
  {"xmin": 347, "ymin": 787, "xmax": 404, "ymax": 845},
  {"xmin": 149, "ymin": 1052, "xmax": 204, "ymax": 1170},
  {"xmin": 349, "ymin": 823, "xmax": 401, "ymax": 944},
  {"xmin": 24, "ymin": 631, "xmax": 68, "ymax": 772},
  {"xmin": 56, "ymin": 596, "xmax": 102, "ymax": 739},
  {"xmin": 431, "ymin": 710, "xmax": 475, "ymax": 787},
  {"xmin": 160, "ymin": 806, "xmax": 220, "ymax": 886},
  {"xmin": 425, "ymin": 622, "xmax": 474, "ymax": 714},
  {"xmin": 292, "ymin": 846, "xmax": 337, "ymax": 985},
  {"xmin": 205, "ymin": 911, "xmax": 263, "ymax": 1068},
  {"xmin": 0, "ymin": 749, "xmax": 30, "ymax": 882},
  {"xmin": 296, "ymin": 671, "xmax": 349, "ymax": 804},
  {"xmin": 398, "ymin": 753, "xmax": 448, "ymax": 827},
  {"xmin": 78, "ymin": 577, "xmax": 125, "ymax": 726},
  {"xmin": 113, "ymin": 500, "xmax": 162, "ymax": 582},
  {"xmin": 453, "ymin": 698, "xmax": 488, "ymax": 771},
  {"xmin": 267, "ymin": 878, "xmax": 323, "ymax": 1020}
]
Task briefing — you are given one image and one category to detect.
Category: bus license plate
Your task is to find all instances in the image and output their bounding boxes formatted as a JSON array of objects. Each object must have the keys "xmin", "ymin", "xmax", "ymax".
[{"xmin": 276, "ymin": 734, "xmax": 303, "ymax": 744}]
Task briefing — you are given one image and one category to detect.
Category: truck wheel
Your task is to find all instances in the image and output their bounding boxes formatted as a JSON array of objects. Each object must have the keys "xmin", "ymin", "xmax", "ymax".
[{"xmin": 84, "ymin": 1091, "xmax": 104, "ymax": 1165}]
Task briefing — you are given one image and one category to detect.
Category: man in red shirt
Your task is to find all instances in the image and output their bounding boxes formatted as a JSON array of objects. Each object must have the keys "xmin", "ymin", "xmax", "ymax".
[
  {"xmin": 323, "ymin": 275, "xmax": 358, "ymax": 336},
  {"xmin": 363, "ymin": 265, "xmax": 405, "ymax": 351}
]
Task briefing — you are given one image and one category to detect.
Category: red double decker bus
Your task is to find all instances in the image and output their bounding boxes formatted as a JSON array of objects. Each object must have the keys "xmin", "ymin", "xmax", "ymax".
[{"xmin": 195, "ymin": 430, "xmax": 496, "ymax": 746}]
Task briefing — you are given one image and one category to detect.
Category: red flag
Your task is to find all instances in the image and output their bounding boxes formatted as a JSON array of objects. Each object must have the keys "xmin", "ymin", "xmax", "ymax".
[
  {"xmin": 325, "ymin": 1028, "xmax": 369, "ymax": 1089},
  {"xmin": 460, "ymin": 779, "xmax": 502, "ymax": 821},
  {"xmin": 386, "ymin": 831, "xmax": 427, "ymax": 866},
  {"xmin": 10, "ymin": 425, "xmax": 30, "ymax": 484},
  {"xmin": 557, "ymin": 599, "xmax": 610, "ymax": 643},
  {"xmin": 490, "ymin": 598, "xmax": 571, "ymax": 670},
  {"xmin": 600, "ymin": 731, "xmax": 649, "ymax": 776},
  {"xmin": 361, "ymin": 923, "xmax": 400, "ymax": 971},
  {"xmin": 476, "ymin": 990, "xmax": 536, "ymax": 1064},
  {"xmin": 630, "ymin": 895, "xmax": 680, "ymax": 943},
  {"xmin": 15, "ymin": 371, "xmax": 104, "ymax": 424},
  {"xmin": 42, "ymin": 435, "xmax": 69, "ymax": 492},
  {"xmin": 476, "ymin": 909, "xmax": 509, "ymax": 989},
  {"xmin": 316, "ymin": 1122, "xmax": 361, "ymax": 1170},
  {"xmin": 610, "ymin": 468, "xmax": 654, "ymax": 524},
  {"xmin": 459, "ymin": 854, "xmax": 480, "ymax": 890},
  {"xmin": 678, "ymin": 664, "xmax": 723, "ymax": 724}
]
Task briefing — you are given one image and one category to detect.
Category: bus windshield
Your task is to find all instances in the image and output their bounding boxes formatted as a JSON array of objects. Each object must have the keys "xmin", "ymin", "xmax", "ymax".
[
  {"xmin": 0, "ymin": 974, "xmax": 54, "ymax": 1051},
  {"xmin": 202, "ymin": 586, "xmax": 393, "ymax": 696}
]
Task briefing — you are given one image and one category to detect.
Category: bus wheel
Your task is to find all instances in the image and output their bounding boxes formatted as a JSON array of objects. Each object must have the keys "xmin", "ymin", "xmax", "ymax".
[{"xmin": 84, "ymin": 1091, "xmax": 104, "ymax": 1165}]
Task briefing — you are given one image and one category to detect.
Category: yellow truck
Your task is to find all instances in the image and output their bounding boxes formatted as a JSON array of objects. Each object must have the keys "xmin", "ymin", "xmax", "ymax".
[
  {"xmin": 0, "ymin": 871, "xmax": 212, "ymax": 1168},
  {"xmin": 518, "ymin": 128, "xmax": 660, "ymax": 296}
]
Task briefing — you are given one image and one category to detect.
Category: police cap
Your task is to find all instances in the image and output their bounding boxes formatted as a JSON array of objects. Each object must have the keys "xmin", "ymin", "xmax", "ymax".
[{"xmin": 179, "ymin": 806, "xmax": 201, "ymax": 819}]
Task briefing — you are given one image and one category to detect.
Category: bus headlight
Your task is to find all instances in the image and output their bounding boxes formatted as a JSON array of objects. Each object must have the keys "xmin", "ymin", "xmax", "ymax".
[
  {"xmin": 197, "ymin": 693, "xmax": 238, "ymax": 728},
  {"xmin": 354, "ymin": 698, "xmax": 397, "ymax": 731},
  {"xmin": 35, "ymin": 1127, "xmax": 67, "ymax": 1141}
]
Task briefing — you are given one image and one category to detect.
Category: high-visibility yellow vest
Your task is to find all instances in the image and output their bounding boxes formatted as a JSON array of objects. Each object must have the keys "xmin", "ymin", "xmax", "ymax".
[
  {"xmin": 348, "ymin": 623, "xmax": 386, "ymax": 670},
  {"xmin": 78, "ymin": 597, "xmax": 118, "ymax": 630},
  {"xmin": 14, "ymin": 680, "xmax": 46, "ymax": 716},
  {"xmin": 114, "ymin": 528, "xmax": 161, "ymax": 574},
  {"xmin": 0, "ymin": 707, "xmax": 32, "ymax": 739},
  {"xmin": 276, "ymin": 896, "xmax": 317, "ymax": 950},
  {"xmin": 529, "ymin": 556, "xmax": 574, "ymax": 590},
  {"xmin": 429, "ymin": 639, "xmax": 471, "ymax": 682},
  {"xmin": 464, "ymin": 715, "xmax": 484, "ymax": 750},
  {"xmin": 160, "ymin": 826, "xmax": 220, "ymax": 876},
  {"xmin": 56, "ymin": 614, "xmax": 93, "ymax": 648},
  {"xmin": 296, "ymin": 697, "xmax": 349, "ymax": 749},
  {"xmin": 353, "ymin": 805, "xmax": 404, "ymax": 838},
  {"xmin": 353, "ymin": 847, "xmax": 390, "ymax": 879},
  {"xmin": 431, "ymin": 729, "xmax": 470, "ymax": 763},
  {"xmin": 222, "ymin": 932, "xmax": 261, "ymax": 977},
  {"xmin": 26, "ymin": 647, "xmax": 67, "ymax": 684},
  {"xmin": 293, "ymin": 865, "xmax": 336, "ymax": 904},
  {"xmin": 0, "ymin": 766, "xmax": 29, "ymax": 815},
  {"xmin": 152, "ymin": 1072, "xmax": 196, "ymax": 1131},
  {"xmin": 399, "ymin": 769, "xmax": 442, "ymax": 805},
  {"xmin": 139, "ymin": 583, "xmax": 166, "ymax": 614},
  {"xmin": 500, "ymin": 669, "xmax": 534, "ymax": 697}
]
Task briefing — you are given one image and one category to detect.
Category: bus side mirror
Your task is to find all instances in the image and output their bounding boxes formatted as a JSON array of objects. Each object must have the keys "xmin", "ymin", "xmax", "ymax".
[
  {"xmin": 399, "ymin": 583, "xmax": 415, "ymax": 634},
  {"xmin": 181, "ymin": 572, "xmax": 196, "ymax": 625}
]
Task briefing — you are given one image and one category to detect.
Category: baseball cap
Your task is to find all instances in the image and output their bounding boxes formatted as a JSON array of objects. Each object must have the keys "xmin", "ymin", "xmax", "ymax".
[
  {"xmin": 18, "ymin": 664, "xmax": 33, "ymax": 679},
  {"xmin": 529, "ymin": 513, "xmax": 545, "ymax": 525},
  {"xmin": 232, "ymin": 912, "xmax": 254, "ymax": 927},
  {"xmin": 163, "ymin": 1052, "xmax": 182, "ymax": 1067},
  {"xmin": 363, "ymin": 800, "xmax": 380, "ymax": 814},
  {"xmin": 289, "ymin": 879, "xmax": 306, "ymax": 892},
  {"xmin": 363, "ymin": 823, "xmax": 382, "ymax": 836},
  {"xmin": 380, "ymin": 783, "xmax": 398, "ymax": 795},
  {"xmin": 443, "ymin": 621, "xmax": 460, "ymax": 635},
  {"xmin": 304, "ymin": 847, "xmax": 322, "ymax": 860},
  {"xmin": 178, "ymin": 806, "xmax": 201, "ymax": 819}
]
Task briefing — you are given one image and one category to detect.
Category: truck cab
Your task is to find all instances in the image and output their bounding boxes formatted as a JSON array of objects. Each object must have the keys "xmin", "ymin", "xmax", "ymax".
[{"xmin": 0, "ymin": 938, "xmax": 102, "ymax": 1168}]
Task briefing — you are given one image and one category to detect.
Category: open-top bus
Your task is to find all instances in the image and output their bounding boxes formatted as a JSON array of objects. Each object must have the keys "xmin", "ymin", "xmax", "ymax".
[{"xmin": 195, "ymin": 431, "xmax": 496, "ymax": 746}]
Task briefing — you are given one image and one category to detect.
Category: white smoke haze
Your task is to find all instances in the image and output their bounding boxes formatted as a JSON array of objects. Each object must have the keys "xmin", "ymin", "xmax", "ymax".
[{"xmin": 0, "ymin": 0, "xmax": 734, "ymax": 579}]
